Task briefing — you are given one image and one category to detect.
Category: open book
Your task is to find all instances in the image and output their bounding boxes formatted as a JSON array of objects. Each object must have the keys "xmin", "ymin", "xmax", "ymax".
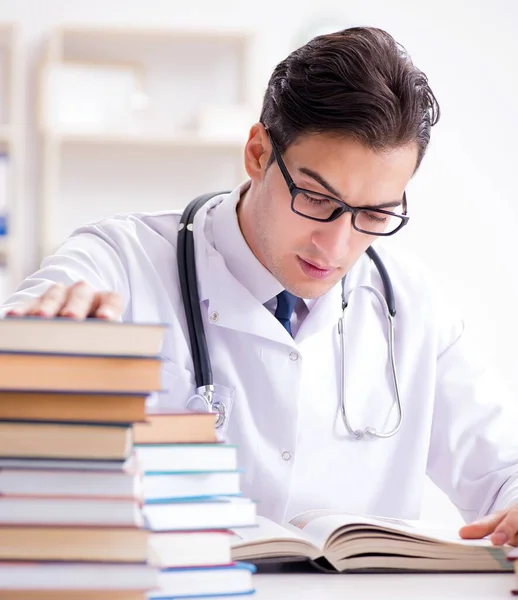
[{"xmin": 230, "ymin": 509, "xmax": 514, "ymax": 573}]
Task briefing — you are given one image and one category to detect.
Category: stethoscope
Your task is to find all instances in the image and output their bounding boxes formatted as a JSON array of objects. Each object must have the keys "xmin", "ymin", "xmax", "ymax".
[{"xmin": 177, "ymin": 192, "xmax": 403, "ymax": 439}]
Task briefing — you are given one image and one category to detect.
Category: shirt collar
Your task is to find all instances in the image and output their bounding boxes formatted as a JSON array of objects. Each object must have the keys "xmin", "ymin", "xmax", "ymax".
[{"xmin": 210, "ymin": 181, "xmax": 284, "ymax": 305}]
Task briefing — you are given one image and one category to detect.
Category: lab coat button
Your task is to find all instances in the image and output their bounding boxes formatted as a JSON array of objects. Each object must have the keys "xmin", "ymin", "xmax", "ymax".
[
  {"xmin": 289, "ymin": 351, "xmax": 299, "ymax": 361},
  {"xmin": 281, "ymin": 451, "xmax": 292, "ymax": 461},
  {"xmin": 209, "ymin": 311, "xmax": 219, "ymax": 323}
]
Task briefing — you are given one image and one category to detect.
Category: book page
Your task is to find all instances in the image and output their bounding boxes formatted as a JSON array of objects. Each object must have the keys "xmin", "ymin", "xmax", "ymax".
[
  {"xmin": 231, "ymin": 515, "xmax": 313, "ymax": 545},
  {"xmin": 230, "ymin": 515, "xmax": 319, "ymax": 560},
  {"xmin": 288, "ymin": 509, "xmax": 371, "ymax": 548},
  {"xmin": 288, "ymin": 508, "xmax": 493, "ymax": 550}
]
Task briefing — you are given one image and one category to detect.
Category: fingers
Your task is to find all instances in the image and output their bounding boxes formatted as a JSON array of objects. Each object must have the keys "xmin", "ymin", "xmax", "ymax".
[
  {"xmin": 7, "ymin": 283, "xmax": 69, "ymax": 318},
  {"xmin": 90, "ymin": 291, "xmax": 123, "ymax": 320},
  {"xmin": 491, "ymin": 509, "xmax": 518, "ymax": 546},
  {"xmin": 6, "ymin": 282, "xmax": 123, "ymax": 321},
  {"xmin": 58, "ymin": 281, "xmax": 97, "ymax": 319},
  {"xmin": 6, "ymin": 299, "xmax": 38, "ymax": 317},
  {"xmin": 458, "ymin": 510, "xmax": 506, "ymax": 540},
  {"xmin": 56, "ymin": 283, "xmax": 123, "ymax": 320}
]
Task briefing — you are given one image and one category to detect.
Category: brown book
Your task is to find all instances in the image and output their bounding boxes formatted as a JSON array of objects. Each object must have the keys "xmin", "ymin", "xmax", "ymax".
[
  {"xmin": 0, "ymin": 353, "xmax": 162, "ymax": 393},
  {"xmin": 0, "ymin": 526, "xmax": 148, "ymax": 562},
  {"xmin": 0, "ymin": 317, "xmax": 166, "ymax": 357},
  {"xmin": 0, "ymin": 391, "xmax": 147, "ymax": 424},
  {"xmin": 133, "ymin": 411, "xmax": 218, "ymax": 444},
  {"xmin": 0, "ymin": 421, "xmax": 132, "ymax": 460}
]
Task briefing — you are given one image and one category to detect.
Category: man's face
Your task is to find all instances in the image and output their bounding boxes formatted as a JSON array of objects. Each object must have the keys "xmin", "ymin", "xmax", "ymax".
[{"xmin": 239, "ymin": 125, "xmax": 418, "ymax": 299}]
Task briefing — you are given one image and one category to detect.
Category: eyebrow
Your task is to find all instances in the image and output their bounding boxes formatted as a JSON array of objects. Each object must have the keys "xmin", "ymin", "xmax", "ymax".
[{"xmin": 298, "ymin": 166, "xmax": 403, "ymax": 209}]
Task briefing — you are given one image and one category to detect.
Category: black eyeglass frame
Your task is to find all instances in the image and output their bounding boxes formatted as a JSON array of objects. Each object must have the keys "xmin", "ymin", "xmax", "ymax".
[{"xmin": 264, "ymin": 125, "xmax": 409, "ymax": 237}]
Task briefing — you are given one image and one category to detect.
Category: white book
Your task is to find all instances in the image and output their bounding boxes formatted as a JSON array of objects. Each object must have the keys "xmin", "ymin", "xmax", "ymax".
[
  {"xmin": 0, "ymin": 562, "xmax": 157, "ymax": 590},
  {"xmin": 0, "ymin": 496, "xmax": 143, "ymax": 527},
  {"xmin": 143, "ymin": 470, "xmax": 241, "ymax": 500},
  {"xmin": 230, "ymin": 512, "xmax": 513, "ymax": 573},
  {"xmin": 0, "ymin": 468, "xmax": 140, "ymax": 498},
  {"xmin": 148, "ymin": 563, "xmax": 255, "ymax": 599},
  {"xmin": 0, "ymin": 457, "xmax": 133, "ymax": 471},
  {"xmin": 135, "ymin": 443, "xmax": 238, "ymax": 473},
  {"xmin": 144, "ymin": 496, "xmax": 256, "ymax": 532},
  {"xmin": 149, "ymin": 530, "xmax": 232, "ymax": 568}
]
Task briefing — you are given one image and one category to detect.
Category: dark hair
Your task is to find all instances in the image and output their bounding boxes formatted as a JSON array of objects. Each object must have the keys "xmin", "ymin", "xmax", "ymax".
[{"xmin": 260, "ymin": 27, "xmax": 440, "ymax": 171}]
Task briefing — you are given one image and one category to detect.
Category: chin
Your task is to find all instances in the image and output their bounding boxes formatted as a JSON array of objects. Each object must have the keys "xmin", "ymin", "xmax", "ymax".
[{"xmin": 272, "ymin": 259, "xmax": 343, "ymax": 299}]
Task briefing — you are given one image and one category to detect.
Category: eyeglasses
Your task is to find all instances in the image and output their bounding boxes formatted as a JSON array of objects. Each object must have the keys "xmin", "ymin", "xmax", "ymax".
[{"xmin": 264, "ymin": 126, "xmax": 409, "ymax": 237}]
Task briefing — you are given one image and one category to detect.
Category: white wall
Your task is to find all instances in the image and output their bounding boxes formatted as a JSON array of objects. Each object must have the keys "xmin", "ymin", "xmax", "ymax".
[{"xmin": 1, "ymin": 0, "xmax": 517, "ymax": 526}]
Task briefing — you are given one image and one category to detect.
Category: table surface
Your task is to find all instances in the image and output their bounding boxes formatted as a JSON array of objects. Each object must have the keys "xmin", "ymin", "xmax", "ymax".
[{"xmin": 252, "ymin": 572, "xmax": 516, "ymax": 599}]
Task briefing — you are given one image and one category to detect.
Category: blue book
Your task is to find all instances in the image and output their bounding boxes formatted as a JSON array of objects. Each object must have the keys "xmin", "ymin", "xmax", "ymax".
[{"xmin": 149, "ymin": 562, "xmax": 256, "ymax": 599}]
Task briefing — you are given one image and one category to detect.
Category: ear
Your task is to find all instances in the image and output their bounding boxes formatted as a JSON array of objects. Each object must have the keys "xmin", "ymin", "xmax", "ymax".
[{"xmin": 243, "ymin": 122, "xmax": 271, "ymax": 181}]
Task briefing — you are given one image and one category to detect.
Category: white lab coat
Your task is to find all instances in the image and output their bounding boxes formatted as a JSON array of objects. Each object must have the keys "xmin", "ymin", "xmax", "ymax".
[{"xmin": 2, "ymin": 187, "xmax": 518, "ymax": 525}]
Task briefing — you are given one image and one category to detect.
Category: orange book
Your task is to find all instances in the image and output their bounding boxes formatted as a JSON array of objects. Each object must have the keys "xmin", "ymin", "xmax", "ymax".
[
  {"xmin": 0, "ymin": 391, "xmax": 147, "ymax": 424},
  {"xmin": 0, "ymin": 421, "xmax": 132, "ymax": 460},
  {"xmin": 0, "ymin": 526, "xmax": 148, "ymax": 563},
  {"xmin": 0, "ymin": 353, "xmax": 162, "ymax": 393},
  {"xmin": 133, "ymin": 411, "xmax": 218, "ymax": 444}
]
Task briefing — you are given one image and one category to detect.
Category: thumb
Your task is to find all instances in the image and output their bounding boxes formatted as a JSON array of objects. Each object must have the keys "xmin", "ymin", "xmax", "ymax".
[
  {"xmin": 459, "ymin": 510, "xmax": 506, "ymax": 540},
  {"xmin": 491, "ymin": 509, "xmax": 518, "ymax": 546}
]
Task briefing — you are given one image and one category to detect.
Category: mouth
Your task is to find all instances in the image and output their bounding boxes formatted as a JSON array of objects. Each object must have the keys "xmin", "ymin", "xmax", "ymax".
[{"xmin": 297, "ymin": 256, "xmax": 336, "ymax": 280}]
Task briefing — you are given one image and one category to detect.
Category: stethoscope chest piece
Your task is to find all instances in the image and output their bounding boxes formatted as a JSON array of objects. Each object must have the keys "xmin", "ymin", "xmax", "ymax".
[{"xmin": 186, "ymin": 391, "xmax": 227, "ymax": 429}]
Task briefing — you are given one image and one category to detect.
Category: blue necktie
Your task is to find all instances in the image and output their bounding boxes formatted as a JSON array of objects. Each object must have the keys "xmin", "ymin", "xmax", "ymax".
[{"xmin": 275, "ymin": 290, "xmax": 298, "ymax": 337}]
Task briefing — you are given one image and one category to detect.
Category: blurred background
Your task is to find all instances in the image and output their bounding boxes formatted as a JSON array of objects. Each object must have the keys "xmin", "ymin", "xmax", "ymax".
[{"xmin": 0, "ymin": 0, "xmax": 516, "ymax": 526}]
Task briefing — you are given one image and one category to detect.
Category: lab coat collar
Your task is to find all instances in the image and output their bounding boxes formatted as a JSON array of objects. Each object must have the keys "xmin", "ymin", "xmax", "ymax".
[
  {"xmin": 202, "ymin": 249, "xmax": 371, "ymax": 347},
  {"xmin": 210, "ymin": 181, "xmax": 284, "ymax": 305},
  {"xmin": 192, "ymin": 183, "xmax": 374, "ymax": 346},
  {"xmin": 191, "ymin": 183, "xmax": 290, "ymax": 346}
]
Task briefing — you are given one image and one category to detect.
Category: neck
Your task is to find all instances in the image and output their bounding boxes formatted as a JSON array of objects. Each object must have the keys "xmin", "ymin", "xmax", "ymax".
[{"xmin": 236, "ymin": 183, "xmax": 265, "ymax": 267}]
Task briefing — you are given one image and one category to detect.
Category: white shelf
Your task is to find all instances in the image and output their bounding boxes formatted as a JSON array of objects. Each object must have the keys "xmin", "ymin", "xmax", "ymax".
[
  {"xmin": 38, "ymin": 25, "xmax": 253, "ymax": 263},
  {"xmin": 57, "ymin": 24, "xmax": 253, "ymax": 43},
  {"xmin": 55, "ymin": 131, "xmax": 246, "ymax": 149}
]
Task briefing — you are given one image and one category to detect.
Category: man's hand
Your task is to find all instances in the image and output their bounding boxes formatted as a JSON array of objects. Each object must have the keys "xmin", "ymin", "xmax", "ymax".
[
  {"xmin": 6, "ymin": 281, "xmax": 123, "ymax": 321},
  {"xmin": 459, "ymin": 506, "xmax": 518, "ymax": 546}
]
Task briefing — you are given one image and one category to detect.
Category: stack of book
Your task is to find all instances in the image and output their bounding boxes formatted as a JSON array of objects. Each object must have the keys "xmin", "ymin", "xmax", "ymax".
[
  {"xmin": 0, "ymin": 317, "xmax": 167, "ymax": 599},
  {"xmin": 134, "ymin": 411, "xmax": 257, "ymax": 599}
]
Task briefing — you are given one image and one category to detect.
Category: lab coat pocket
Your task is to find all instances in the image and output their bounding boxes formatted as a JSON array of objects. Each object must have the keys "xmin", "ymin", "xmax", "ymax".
[
  {"xmin": 147, "ymin": 359, "xmax": 196, "ymax": 412},
  {"xmin": 181, "ymin": 382, "xmax": 236, "ymax": 440},
  {"xmin": 153, "ymin": 360, "xmax": 236, "ymax": 440}
]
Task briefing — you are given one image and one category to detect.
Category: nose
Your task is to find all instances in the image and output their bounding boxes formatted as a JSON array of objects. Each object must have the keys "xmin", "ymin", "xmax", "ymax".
[{"xmin": 311, "ymin": 212, "xmax": 354, "ymax": 263}]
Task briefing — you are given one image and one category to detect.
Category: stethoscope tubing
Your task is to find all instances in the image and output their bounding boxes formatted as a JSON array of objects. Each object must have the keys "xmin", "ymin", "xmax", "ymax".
[{"xmin": 178, "ymin": 193, "xmax": 400, "ymax": 435}]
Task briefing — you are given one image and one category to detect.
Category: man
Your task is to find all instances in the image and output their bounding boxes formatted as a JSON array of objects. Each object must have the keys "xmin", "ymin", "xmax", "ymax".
[{"xmin": 2, "ymin": 27, "xmax": 518, "ymax": 545}]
